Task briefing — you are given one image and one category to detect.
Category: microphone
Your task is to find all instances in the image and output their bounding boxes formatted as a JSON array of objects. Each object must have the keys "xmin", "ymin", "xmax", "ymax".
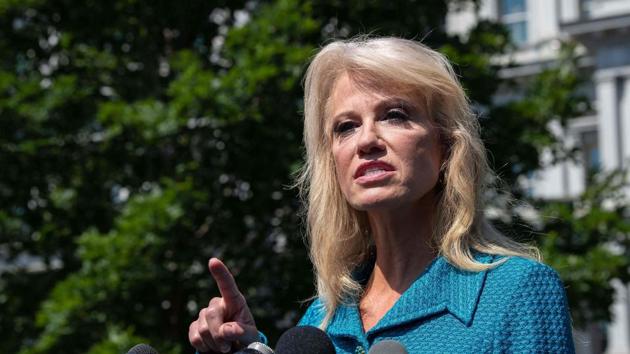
[
  {"xmin": 368, "ymin": 340, "xmax": 408, "ymax": 354},
  {"xmin": 274, "ymin": 325, "xmax": 335, "ymax": 354},
  {"xmin": 235, "ymin": 342, "xmax": 274, "ymax": 354},
  {"xmin": 127, "ymin": 343, "xmax": 159, "ymax": 354}
]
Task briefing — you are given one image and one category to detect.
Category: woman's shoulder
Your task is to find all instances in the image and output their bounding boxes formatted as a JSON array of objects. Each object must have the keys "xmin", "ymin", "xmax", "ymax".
[
  {"xmin": 482, "ymin": 254, "xmax": 568, "ymax": 309},
  {"xmin": 297, "ymin": 297, "xmax": 326, "ymax": 327},
  {"xmin": 487, "ymin": 254, "xmax": 563, "ymax": 286},
  {"xmin": 480, "ymin": 255, "xmax": 575, "ymax": 352}
]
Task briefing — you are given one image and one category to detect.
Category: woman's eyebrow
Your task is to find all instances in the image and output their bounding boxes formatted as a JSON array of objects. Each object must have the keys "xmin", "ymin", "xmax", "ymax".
[
  {"xmin": 327, "ymin": 96, "xmax": 417, "ymax": 126},
  {"xmin": 375, "ymin": 97, "xmax": 415, "ymax": 111},
  {"xmin": 330, "ymin": 110, "xmax": 355, "ymax": 122}
]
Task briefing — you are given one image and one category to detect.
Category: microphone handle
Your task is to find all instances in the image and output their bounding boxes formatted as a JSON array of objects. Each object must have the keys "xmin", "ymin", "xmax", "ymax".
[{"xmin": 234, "ymin": 342, "xmax": 274, "ymax": 354}]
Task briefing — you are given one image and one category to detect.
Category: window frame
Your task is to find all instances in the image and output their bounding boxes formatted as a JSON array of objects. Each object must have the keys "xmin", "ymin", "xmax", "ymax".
[{"xmin": 498, "ymin": 0, "xmax": 529, "ymax": 46}]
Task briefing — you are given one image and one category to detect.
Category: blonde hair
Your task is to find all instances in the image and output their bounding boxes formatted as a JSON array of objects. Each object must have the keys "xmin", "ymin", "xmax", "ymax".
[{"xmin": 296, "ymin": 37, "xmax": 539, "ymax": 327}]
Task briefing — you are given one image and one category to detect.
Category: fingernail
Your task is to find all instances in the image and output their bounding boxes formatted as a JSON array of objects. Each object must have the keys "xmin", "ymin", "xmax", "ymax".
[{"xmin": 221, "ymin": 344, "xmax": 230, "ymax": 353}]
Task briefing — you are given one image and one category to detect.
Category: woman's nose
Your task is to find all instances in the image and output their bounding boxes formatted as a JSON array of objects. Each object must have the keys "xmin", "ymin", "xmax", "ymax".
[{"xmin": 357, "ymin": 122, "xmax": 384, "ymax": 155}]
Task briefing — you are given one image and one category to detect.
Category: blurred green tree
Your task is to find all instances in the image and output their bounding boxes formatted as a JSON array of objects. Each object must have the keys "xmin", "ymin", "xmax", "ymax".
[{"xmin": 0, "ymin": 0, "xmax": 627, "ymax": 353}]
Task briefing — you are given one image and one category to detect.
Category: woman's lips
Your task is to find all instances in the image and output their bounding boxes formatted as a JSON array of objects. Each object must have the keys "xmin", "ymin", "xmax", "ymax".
[{"xmin": 354, "ymin": 161, "xmax": 395, "ymax": 185}]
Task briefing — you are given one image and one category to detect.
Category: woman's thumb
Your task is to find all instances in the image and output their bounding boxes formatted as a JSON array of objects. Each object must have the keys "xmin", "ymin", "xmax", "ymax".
[{"xmin": 220, "ymin": 322, "xmax": 260, "ymax": 345}]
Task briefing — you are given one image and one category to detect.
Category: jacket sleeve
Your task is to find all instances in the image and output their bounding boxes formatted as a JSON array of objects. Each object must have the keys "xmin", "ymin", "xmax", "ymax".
[{"xmin": 493, "ymin": 262, "xmax": 575, "ymax": 354}]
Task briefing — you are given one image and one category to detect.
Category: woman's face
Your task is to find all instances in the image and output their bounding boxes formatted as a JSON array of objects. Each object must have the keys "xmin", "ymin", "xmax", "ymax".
[{"xmin": 328, "ymin": 73, "xmax": 443, "ymax": 211}]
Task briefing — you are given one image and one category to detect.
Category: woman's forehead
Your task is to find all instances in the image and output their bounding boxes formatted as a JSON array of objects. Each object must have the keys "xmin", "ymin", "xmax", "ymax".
[
  {"xmin": 331, "ymin": 71, "xmax": 417, "ymax": 96},
  {"xmin": 325, "ymin": 73, "xmax": 426, "ymax": 117}
]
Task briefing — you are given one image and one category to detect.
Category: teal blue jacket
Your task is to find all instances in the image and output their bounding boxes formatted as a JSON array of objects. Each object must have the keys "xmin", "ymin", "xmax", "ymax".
[{"xmin": 298, "ymin": 254, "xmax": 575, "ymax": 353}]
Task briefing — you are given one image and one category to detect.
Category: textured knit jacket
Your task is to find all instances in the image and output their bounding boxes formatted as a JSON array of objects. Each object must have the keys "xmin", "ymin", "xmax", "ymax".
[{"xmin": 298, "ymin": 254, "xmax": 575, "ymax": 354}]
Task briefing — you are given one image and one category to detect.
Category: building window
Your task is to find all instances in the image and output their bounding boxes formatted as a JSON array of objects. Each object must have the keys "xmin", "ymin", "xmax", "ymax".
[
  {"xmin": 580, "ymin": 0, "xmax": 594, "ymax": 18},
  {"xmin": 499, "ymin": 0, "xmax": 528, "ymax": 45},
  {"xmin": 580, "ymin": 130, "xmax": 600, "ymax": 179}
]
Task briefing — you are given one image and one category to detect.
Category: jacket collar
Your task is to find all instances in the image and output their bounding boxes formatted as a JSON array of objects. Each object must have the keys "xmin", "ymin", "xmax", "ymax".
[{"xmin": 327, "ymin": 253, "xmax": 493, "ymax": 340}]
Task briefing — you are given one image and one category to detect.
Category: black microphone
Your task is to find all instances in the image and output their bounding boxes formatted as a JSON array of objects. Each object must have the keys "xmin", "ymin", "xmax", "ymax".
[
  {"xmin": 274, "ymin": 325, "xmax": 335, "ymax": 354},
  {"xmin": 127, "ymin": 343, "xmax": 159, "ymax": 354},
  {"xmin": 367, "ymin": 340, "xmax": 408, "ymax": 354},
  {"xmin": 234, "ymin": 341, "xmax": 274, "ymax": 354}
]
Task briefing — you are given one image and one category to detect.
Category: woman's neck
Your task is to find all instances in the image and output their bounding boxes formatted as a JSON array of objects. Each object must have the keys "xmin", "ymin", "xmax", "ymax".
[
  {"xmin": 359, "ymin": 199, "xmax": 438, "ymax": 332},
  {"xmin": 366, "ymin": 199, "xmax": 437, "ymax": 293}
]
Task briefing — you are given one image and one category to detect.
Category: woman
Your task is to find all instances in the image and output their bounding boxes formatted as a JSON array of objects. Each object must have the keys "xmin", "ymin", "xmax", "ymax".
[{"xmin": 189, "ymin": 37, "xmax": 575, "ymax": 353}]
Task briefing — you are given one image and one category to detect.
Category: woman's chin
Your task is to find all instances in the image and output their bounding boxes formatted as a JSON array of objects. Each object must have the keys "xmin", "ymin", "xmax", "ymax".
[
  {"xmin": 347, "ymin": 186, "xmax": 435, "ymax": 212},
  {"xmin": 349, "ymin": 195, "xmax": 406, "ymax": 211}
]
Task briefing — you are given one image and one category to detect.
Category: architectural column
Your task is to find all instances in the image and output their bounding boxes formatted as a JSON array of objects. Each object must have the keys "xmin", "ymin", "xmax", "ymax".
[
  {"xmin": 559, "ymin": 0, "xmax": 580, "ymax": 23},
  {"xmin": 599, "ymin": 73, "xmax": 630, "ymax": 354},
  {"xmin": 621, "ymin": 75, "xmax": 630, "ymax": 166},
  {"xmin": 606, "ymin": 280, "xmax": 630, "ymax": 354},
  {"xmin": 595, "ymin": 75, "xmax": 621, "ymax": 170}
]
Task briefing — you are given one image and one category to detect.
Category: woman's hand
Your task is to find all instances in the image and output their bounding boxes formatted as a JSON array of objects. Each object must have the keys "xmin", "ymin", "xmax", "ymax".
[{"xmin": 189, "ymin": 258, "xmax": 259, "ymax": 353}]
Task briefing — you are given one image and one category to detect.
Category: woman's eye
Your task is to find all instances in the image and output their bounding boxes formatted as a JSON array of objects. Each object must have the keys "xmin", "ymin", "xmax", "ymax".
[
  {"xmin": 384, "ymin": 108, "xmax": 409, "ymax": 121},
  {"xmin": 334, "ymin": 121, "xmax": 357, "ymax": 135}
]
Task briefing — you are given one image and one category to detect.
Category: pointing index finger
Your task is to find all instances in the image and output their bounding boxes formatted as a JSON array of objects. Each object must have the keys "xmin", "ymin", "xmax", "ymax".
[{"xmin": 208, "ymin": 258, "xmax": 244, "ymax": 307}]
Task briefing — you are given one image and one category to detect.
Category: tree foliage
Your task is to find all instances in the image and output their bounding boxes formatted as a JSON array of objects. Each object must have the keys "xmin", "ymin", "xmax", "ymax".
[
  {"xmin": 1, "ymin": 0, "xmax": 627, "ymax": 353},
  {"xmin": 541, "ymin": 169, "xmax": 630, "ymax": 326}
]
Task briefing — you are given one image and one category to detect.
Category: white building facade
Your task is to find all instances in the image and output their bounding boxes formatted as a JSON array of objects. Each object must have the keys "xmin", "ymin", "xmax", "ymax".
[{"xmin": 447, "ymin": 1, "xmax": 630, "ymax": 353}]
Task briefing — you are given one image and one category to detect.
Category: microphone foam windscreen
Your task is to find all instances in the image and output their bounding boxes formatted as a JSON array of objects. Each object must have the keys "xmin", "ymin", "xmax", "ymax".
[
  {"xmin": 275, "ymin": 325, "xmax": 336, "ymax": 354},
  {"xmin": 368, "ymin": 340, "xmax": 408, "ymax": 354},
  {"xmin": 126, "ymin": 343, "xmax": 159, "ymax": 354}
]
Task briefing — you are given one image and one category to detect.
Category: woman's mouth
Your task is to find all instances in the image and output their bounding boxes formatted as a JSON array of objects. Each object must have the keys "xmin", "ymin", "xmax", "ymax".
[
  {"xmin": 364, "ymin": 167, "xmax": 389, "ymax": 176},
  {"xmin": 354, "ymin": 161, "xmax": 395, "ymax": 185}
]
